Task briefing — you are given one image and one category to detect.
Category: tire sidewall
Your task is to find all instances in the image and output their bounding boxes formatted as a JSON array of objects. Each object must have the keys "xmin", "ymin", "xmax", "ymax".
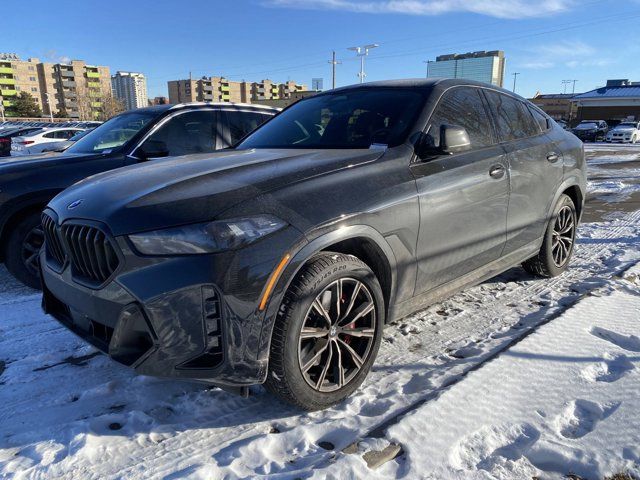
[
  {"xmin": 541, "ymin": 194, "xmax": 577, "ymax": 276},
  {"xmin": 4, "ymin": 212, "xmax": 42, "ymax": 289},
  {"xmin": 278, "ymin": 255, "xmax": 384, "ymax": 410}
]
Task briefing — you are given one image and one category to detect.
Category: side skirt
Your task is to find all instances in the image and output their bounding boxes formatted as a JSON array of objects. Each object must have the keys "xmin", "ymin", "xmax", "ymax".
[{"xmin": 388, "ymin": 239, "xmax": 542, "ymax": 323}]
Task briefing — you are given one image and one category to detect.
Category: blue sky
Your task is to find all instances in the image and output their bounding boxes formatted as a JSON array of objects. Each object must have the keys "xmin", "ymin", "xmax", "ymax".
[{"xmin": 5, "ymin": 0, "xmax": 640, "ymax": 99}]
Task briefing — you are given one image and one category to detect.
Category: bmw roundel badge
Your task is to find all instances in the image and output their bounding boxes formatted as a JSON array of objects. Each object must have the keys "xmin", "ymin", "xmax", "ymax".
[{"xmin": 67, "ymin": 199, "xmax": 84, "ymax": 210}]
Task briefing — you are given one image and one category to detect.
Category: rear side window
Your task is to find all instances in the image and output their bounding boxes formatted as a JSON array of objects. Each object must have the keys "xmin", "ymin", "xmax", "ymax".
[
  {"xmin": 226, "ymin": 111, "xmax": 271, "ymax": 145},
  {"xmin": 484, "ymin": 91, "xmax": 540, "ymax": 141},
  {"xmin": 527, "ymin": 106, "xmax": 548, "ymax": 132},
  {"xmin": 427, "ymin": 87, "xmax": 495, "ymax": 149}
]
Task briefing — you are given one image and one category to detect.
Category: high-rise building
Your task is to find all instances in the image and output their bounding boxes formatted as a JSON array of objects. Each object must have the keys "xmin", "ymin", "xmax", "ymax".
[
  {"xmin": 111, "ymin": 71, "xmax": 148, "ymax": 110},
  {"xmin": 0, "ymin": 53, "xmax": 112, "ymax": 119},
  {"xmin": 426, "ymin": 51, "xmax": 506, "ymax": 87},
  {"xmin": 167, "ymin": 77, "xmax": 306, "ymax": 104}
]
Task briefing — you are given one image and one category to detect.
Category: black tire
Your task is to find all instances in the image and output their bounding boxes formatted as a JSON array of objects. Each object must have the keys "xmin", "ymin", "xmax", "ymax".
[
  {"xmin": 3, "ymin": 212, "xmax": 43, "ymax": 289},
  {"xmin": 265, "ymin": 252, "xmax": 385, "ymax": 410},
  {"xmin": 522, "ymin": 194, "xmax": 577, "ymax": 278}
]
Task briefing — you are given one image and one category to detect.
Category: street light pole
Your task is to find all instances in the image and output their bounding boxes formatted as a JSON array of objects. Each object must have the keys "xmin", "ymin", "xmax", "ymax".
[
  {"xmin": 45, "ymin": 92, "xmax": 53, "ymax": 122},
  {"xmin": 347, "ymin": 44, "xmax": 379, "ymax": 84},
  {"xmin": 512, "ymin": 72, "xmax": 520, "ymax": 93}
]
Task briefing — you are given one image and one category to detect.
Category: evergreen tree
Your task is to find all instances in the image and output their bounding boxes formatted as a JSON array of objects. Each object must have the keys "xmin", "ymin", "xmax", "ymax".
[{"xmin": 11, "ymin": 92, "xmax": 42, "ymax": 118}]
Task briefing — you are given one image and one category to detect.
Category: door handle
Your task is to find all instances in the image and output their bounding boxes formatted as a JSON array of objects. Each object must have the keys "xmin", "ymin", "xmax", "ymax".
[
  {"xmin": 489, "ymin": 164, "xmax": 505, "ymax": 179},
  {"xmin": 547, "ymin": 152, "xmax": 559, "ymax": 163}
]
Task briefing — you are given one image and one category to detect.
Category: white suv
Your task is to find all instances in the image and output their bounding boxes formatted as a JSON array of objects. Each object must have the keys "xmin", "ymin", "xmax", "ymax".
[{"xmin": 605, "ymin": 121, "xmax": 640, "ymax": 144}]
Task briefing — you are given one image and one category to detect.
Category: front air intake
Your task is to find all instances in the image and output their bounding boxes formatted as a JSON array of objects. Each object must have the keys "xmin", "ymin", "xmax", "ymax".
[{"xmin": 61, "ymin": 224, "xmax": 120, "ymax": 286}]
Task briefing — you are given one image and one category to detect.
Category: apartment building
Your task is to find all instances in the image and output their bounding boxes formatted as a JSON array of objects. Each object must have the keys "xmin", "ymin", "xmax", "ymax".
[
  {"xmin": 111, "ymin": 71, "xmax": 148, "ymax": 110},
  {"xmin": 0, "ymin": 53, "xmax": 44, "ymax": 113},
  {"xmin": 169, "ymin": 77, "xmax": 251, "ymax": 104},
  {"xmin": 0, "ymin": 53, "xmax": 112, "ymax": 119},
  {"xmin": 426, "ymin": 50, "xmax": 506, "ymax": 87},
  {"xmin": 167, "ymin": 76, "xmax": 306, "ymax": 104}
]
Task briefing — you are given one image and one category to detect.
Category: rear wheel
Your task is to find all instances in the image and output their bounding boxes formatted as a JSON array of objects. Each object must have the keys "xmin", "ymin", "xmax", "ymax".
[
  {"xmin": 4, "ymin": 212, "xmax": 43, "ymax": 289},
  {"xmin": 265, "ymin": 252, "xmax": 384, "ymax": 410},
  {"xmin": 522, "ymin": 194, "xmax": 577, "ymax": 278}
]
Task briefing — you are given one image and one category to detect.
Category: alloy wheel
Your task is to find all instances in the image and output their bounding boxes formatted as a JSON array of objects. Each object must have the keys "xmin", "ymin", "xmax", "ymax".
[
  {"xmin": 298, "ymin": 278, "xmax": 377, "ymax": 393},
  {"xmin": 21, "ymin": 224, "xmax": 44, "ymax": 278},
  {"xmin": 551, "ymin": 205, "xmax": 575, "ymax": 267}
]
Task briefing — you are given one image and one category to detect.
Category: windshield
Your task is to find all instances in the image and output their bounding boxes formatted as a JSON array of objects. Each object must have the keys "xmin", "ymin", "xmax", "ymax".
[
  {"xmin": 615, "ymin": 123, "xmax": 636, "ymax": 129},
  {"xmin": 69, "ymin": 129, "xmax": 93, "ymax": 141},
  {"xmin": 576, "ymin": 122, "xmax": 598, "ymax": 129},
  {"xmin": 66, "ymin": 111, "xmax": 158, "ymax": 154},
  {"xmin": 238, "ymin": 89, "xmax": 427, "ymax": 150}
]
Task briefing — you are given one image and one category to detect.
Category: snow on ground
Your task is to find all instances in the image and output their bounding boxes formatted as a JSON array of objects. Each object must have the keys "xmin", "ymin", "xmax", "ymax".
[
  {"xmin": 319, "ymin": 263, "xmax": 640, "ymax": 480},
  {"xmin": 0, "ymin": 146, "xmax": 639, "ymax": 479}
]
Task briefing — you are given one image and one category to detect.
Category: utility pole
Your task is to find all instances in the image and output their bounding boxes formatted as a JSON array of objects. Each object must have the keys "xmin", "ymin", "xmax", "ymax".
[
  {"xmin": 45, "ymin": 92, "xmax": 53, "ymax": 122},
  {"xmin": 328, "ymin": 51, "xmax": 341, "ymax": 89},
  {"xmin": 512, "ymin": 72, "xmax": 520, "ymax": 93},
  {"xmin": 571, "ymin": 79, "xmax": 578, "ymax": 94},
  {"xmin": 347, "ymin": 44, "xmax": 379, "ymax": 84}
]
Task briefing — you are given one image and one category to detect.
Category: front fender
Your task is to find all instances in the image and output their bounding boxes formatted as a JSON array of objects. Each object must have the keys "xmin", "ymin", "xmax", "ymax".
[{"xmin": 253, "ymin": 224, "xmax": 399, "ymax": 372}]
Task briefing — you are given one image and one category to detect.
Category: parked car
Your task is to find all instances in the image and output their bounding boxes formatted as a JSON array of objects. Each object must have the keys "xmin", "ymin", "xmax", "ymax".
[
  {"xmin": 0, "ymin": 127, "xmax": 45, "ymax": 157},
  {"xmin": 11, "ymin": 127, "xmax": 86, "ymax": 156},
  {"xmin": 0, "ymin": 103, "xmax": 278, "ymax": 288},
  {"xmin": 40, "ymin": 79, "xmax": 586, "ymax": 410},
  {"xmin": 572, "ymin": 120, "xmax": 608, "ymax": 142},
  {"xmin": 605, "ymin": 121, "xmax": 640, "ymax": 143},
  {"xmin": 40, "ymin": 129, "xmax": 95, "ymax": 153}
]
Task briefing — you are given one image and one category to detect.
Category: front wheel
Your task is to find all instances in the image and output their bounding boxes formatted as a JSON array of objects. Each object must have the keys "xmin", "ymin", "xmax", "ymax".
[
  {"xmin": 522, "ymin": 194, "xmax": 577, "ymax": 278},
  {"xmin": 3, "ymin": 212, "xmax": 44, "ymax": 289},
  {"xmin": 265, "ymin": 252, "xmax": 384, "ymax": 410}
]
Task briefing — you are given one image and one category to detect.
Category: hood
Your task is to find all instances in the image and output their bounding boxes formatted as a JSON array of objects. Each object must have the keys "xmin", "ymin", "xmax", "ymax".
[
  {"xmin": 611, "ymin": 127, "xmax": 635, "ymax": 132},
  {"xmin": 48, "ymin": 148, "xmax": 385, "ymax": 235},
  {"xmin": 0, "ymin": 151, "xmax": 100, "ymax": 172}
]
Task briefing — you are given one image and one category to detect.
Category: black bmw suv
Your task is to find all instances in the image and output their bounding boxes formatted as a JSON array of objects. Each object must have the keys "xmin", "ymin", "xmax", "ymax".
[
  {"xmin": 41, "ymin": 79, "xmax": 586, "ymax": 410},
  {"xmin": 0, "ymin": 103, "xmax": 277, "ymax": 288}
]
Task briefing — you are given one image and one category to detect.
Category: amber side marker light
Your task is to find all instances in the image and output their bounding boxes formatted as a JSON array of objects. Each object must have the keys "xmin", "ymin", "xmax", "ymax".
[{"xmin": 259, "ymin": 253, "xmax": 291, "ymax": 311}]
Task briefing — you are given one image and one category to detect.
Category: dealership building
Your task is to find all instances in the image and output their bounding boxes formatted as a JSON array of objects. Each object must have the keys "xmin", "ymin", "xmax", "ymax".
[{"xmin": 571, "ymin": 79, "xmax": 640, "ymax": 123}]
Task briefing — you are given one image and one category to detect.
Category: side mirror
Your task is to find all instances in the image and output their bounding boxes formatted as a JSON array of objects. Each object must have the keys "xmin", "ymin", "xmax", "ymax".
[
  {"xmin": 440, "ymin": 125, "xmax": 471, "ymax": 154},
  {"xmin": 135, "ymin": 139, "xmax": 169, "ymax": 160}
]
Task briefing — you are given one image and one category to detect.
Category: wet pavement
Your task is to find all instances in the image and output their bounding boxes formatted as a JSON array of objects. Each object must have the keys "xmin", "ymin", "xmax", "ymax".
[{"xmin": 582, "ymin": 145, "xmax": 640, "ymax": 223}]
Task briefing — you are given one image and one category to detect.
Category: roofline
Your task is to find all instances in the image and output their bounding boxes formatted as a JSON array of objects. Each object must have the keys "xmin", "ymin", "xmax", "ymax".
[{"xmin": 168, "ymin": 101, "xmax": 280, "ymax": 111}]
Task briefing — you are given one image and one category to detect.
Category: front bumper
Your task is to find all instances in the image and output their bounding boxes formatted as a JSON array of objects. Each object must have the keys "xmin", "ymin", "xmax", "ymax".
[{"xmin": 41, "ymin": 220, "xmax": 304, "ymax": 386}]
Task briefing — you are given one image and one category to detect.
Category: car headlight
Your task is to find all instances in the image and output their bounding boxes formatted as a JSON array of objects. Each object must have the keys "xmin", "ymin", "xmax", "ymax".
[{"xmin": 128, "ymin": 215, "xmax": 287, "ymax": 255}]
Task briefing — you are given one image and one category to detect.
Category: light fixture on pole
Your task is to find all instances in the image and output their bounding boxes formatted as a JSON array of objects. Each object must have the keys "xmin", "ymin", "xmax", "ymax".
[{"xmin": 347, "ymin": 44, "xmax": 379, "ymax": 84}]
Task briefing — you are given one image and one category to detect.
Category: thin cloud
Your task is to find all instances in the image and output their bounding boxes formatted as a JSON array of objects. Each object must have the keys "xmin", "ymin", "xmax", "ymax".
[
  {"xmin": 536, "ymin": 41, "xmax": 595, "ymax": 58},
  {"xmin": 517, "ymin": 40, "xmax": 607, "ymax": 70},
  {"xmin": 521, "ymin": 61, "xmax": 555, "ymax": 70},
  {"xmin": 264, "ymin": 0, "xmax": 573, "ymax": 18}
]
